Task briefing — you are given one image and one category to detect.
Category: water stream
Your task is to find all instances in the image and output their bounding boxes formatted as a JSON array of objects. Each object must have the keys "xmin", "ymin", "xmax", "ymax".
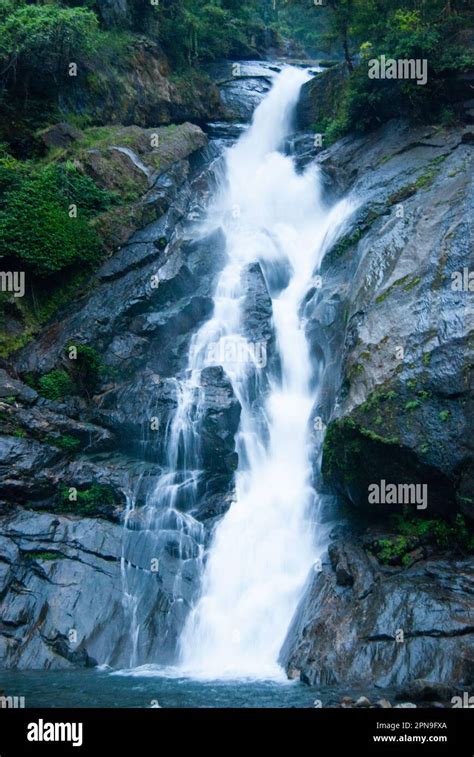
[{"xmin": 121, "ymin": 65, "xmax": 354, "ymax": 681}]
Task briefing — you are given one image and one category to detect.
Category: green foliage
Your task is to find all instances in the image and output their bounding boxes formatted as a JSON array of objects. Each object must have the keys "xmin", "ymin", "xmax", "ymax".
[
  {"xmin": 376, "ymin": 535, "xmax": 412, "ymax": 564},
  {"xmin": 25, "ymin": 550, "xmax": 64, "ymax": 561},
  {"xmin": 0, "ymin": 3, "xmax": 99, "ymax": 93},
  {"xmin": 38, "ymin": 370, "xmax": 75, "ymax": 401},
  {"xmin": 374, "ymin": 512, "xmax": 474, "ymax": 564},
  {"xmin": 291, "ymin": 0, "xmax": 474, "ymax": 135},
  {"xmin": 0, "ymin": 158, "xmax": 115, "ymax": 276},
  {"xmin": 50, "ymin": 434, "xmax": 81, "ymax": 451},
  {"xmin": 57, "ymin": 483, "xmax": 116, "ymax": 515},
  {"xmin": 153, "ymin": 0, "xmax": 263, "ymax": 65},
  {"xmin": 67, "ymin": 343, "xmax": 103, "ymax": 393}
]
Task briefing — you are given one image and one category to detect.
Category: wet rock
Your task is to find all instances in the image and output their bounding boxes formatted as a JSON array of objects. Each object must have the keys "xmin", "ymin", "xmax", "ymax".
[
  {"xmin": 328, "ymin": 542, "xmax": 354, "ymax": 587},
  {"xmin": 0, "ymin": 369, "xmax": 37, "ymax": 404},
  {"xmin": 395, "ymin": 679, "xmax": 457, "ymax": 703},
  {"xmin": 355, "ymin": 696, "xmax": 371, "ymax": 707},
  {"xmin": 296, "ymin": 65, "xmax": 348, "ymax": 131},
  {"xmin": 241, "ymin": 263, "xmax": 274, "ymax": 346},
  {"xmin": 199, "ymin": 366, "xmax": 242, "ymax": 475},
  {"xmin": 207, "ymin": 61, "xmax": 277, "ymax": 122},
  {"xmin": 306, "ymin": 119, "xmax": 474, "ymax": 520},
  {"xmin": 281, "ymin": 538, "xmax": 474, "ymax": 688}
]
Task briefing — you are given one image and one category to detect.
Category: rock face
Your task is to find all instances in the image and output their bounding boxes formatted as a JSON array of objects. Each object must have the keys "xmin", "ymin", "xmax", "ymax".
[
  {"xmin": 95, "ymin": 0, "xmax": 129, "ymax": 29},
  {"xmin": 0, "ymin": 511, "xmax": 124, "ymax": 669},
  {"xmin": 296, "ymin": 64, "xmax": 348, "ymax": 130},
  {"xmin": 280, "ymin": 538, "xmax": 474, "ymax": 687},
  {"xmin": 55, "ymin": 122, "xmax": 208, "ymax": 253},
  {"xmin": 283, "ymin": 116, "xmax": 474, "ymax": 687},
  {"xmin": 0, "ymin": 130, "xmax": 240, "ymax": 669},
  {"xmin": 59, "ymin": 38, "xmax": 223, "ymax": 128},
  {"xmin": 304, "ymin": 119, "xmax": 473, "ymax": 521},
  {"xmin": 205, "ymin": 61, "xmax": 277, "ymax": 122}
]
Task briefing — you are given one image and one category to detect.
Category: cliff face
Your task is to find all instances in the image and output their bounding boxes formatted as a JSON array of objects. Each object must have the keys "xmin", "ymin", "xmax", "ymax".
[
  {"xmin": 281, "ymin": 102, "xmax": 473, "ymax": 689},
  {"xmin": 59, "ymin": 37, "xmax": 224, "ymax": 128},
  {"xmin": 314, "ymin": 119, "xmax": 473, "ymax": 520}
]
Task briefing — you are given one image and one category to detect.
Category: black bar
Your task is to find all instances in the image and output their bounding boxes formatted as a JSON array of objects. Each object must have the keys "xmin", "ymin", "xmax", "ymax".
[{"xmin": 0, "ymin": 707, "xmax": 472, "ymax": 755}]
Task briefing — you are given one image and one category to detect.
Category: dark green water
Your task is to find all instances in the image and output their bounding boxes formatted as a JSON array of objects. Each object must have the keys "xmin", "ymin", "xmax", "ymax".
[{"xmin": 0, "ymin": 669, "xmax": 383, "ymax": 708}]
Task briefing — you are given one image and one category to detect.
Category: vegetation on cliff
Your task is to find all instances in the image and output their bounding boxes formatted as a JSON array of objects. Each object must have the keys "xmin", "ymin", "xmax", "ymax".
[{"xmin": 289, "ymin": 0, "xmax": 473, "ymax": 138}]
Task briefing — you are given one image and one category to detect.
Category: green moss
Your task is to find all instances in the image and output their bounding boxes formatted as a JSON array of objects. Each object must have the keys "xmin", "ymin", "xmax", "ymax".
[
  {"xmin": 389, "ymin": 157, "xmax": 447, "ymax": 206},
  {"xmin": 439, "ymin": 410, "xmax": 450, "ymax": 422},
  {"xmin": 66, "ymin": 343, "xmax": 103, "ymax": 393},
  {"xmin": 422, "ymin": 352, "xmax": 431, "ymax": 366},
  {"xmin": 348, "ymin": 362, "xmax": 365, "ymax": 381},
  {"xmin": 403, "ymin": 276, "xmax": 421, "ymax": 292},
  {"xmin": 417, "ymin": 390, "xmax": 431, "ymax": 401},
  {"xmin": 360, "ymin": 427, "xmax": 399, "ymax": 445},
  {"xmin": 56, "ymin": 484, "xmax": 116, "ymax": 516},
  {"xmin": 375, "ymin": 275, "xmax": 410, "ymax": 304},
  {"xmin": 48, "ymin": 434, "xmax": 80, "ymax": 452},
  {"xmin": 25, "ymin": 551, "xmax": 64, "ymax": 561},
  {"xmin": 372, "ymin": 512, "xmax": 474, "ymax": 564},
  {"xmin": 330, "ymin": 228, "xmax": 363, "ymax": 259},
  {"xmin": 405, "ymin": 400, "xmax": 421, "ymax": 411}
]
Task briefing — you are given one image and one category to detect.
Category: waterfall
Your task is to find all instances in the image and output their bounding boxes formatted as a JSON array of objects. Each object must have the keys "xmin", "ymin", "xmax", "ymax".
[{"xmin": 174, "ymin": 67, "xmax": 355, "ymax": 679}]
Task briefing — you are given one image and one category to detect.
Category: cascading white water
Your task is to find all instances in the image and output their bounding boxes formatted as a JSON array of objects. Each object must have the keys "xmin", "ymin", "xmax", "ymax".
[{"xmin": 176, "ymin": 67, "xmax": 355, "ymax": 679}]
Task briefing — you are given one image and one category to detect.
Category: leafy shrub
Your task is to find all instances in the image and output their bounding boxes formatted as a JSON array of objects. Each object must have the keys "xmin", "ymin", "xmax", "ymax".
[
  {"xmin": 67, "ymin": 343, "xmax": 103, "ymax": 393},
  {"xmin": 0, "ymin": 4, "xmax": 99, "ymax": 93},
  {"xmin": 0, "ymin": 160, "xmax": 115, "ymax": 276},
  {"xmin": 50, "ymin": 434, "xmax": 81, "ymax": 451},
  {"xmin": 38, "ymin": 370, "xmax": 75, "ymax": 401}
]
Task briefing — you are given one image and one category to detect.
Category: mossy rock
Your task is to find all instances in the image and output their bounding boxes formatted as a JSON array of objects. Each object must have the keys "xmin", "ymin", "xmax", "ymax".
[{"xmin": 322, "ymin": 414, "xmax": 455, "ymax": 518}]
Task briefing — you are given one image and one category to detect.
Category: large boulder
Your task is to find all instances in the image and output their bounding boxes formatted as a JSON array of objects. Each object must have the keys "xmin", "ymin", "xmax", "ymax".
[
  {"xmin": 296, "ymin": 64, "xmax": 348, "ymax": 130},
  {"xmin": 281, "ymin": 537, "xmax": 474, "ymax": 687}
]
